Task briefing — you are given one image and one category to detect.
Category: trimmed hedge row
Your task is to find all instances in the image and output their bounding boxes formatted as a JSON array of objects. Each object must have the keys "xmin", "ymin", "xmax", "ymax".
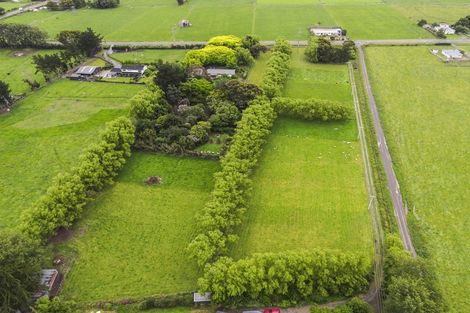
[
  {"xmin": 199, "ymin": 251, "xmax": 370, "ymax": 306},
  {"xmin": 21, "ymin": 117, "xmax": 135, "ymax": 240},
  {"xmin": 187, "ymin": 96, "xmax": 277, "ymax": 267},
  {"xmin": 261, "ymin": 39, "xmax": 292, "ymax": 99},
  {"xmin": 137, "ymin": 293, "xmax": 193, "ymax": 310},
  {"xmin": 272, "ymin": 97, "xmax": 352, "ymax": 121}
]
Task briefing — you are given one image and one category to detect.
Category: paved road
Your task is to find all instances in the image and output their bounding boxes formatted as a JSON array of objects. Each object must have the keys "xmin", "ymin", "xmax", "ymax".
[
  {"xmin": 99, "ymin": 38, "xmax": 470, "ymax": 48},
  {"xmin": 102, "ymin": 45, "xmax": 122, "ymax": 68},
  {"xmin": 0, "ymin": 1, "xmax": 47, "ymax": 20},
  {"xmin": 356, "ymin": 45, "xmax": 417, "ymax": 257}
]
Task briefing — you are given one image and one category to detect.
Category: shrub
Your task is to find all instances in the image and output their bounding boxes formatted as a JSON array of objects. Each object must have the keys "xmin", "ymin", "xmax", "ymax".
[
  {"xmin": 199, "ymin": 251, "xmax": 369, "ymax": 305},
  {"xmin": 207, "ymin": 35, "xmax": 242, "ymax": 49},
  {"xmin": 272, "ymin": 97, "xmax": 352, "ymax": 121},
  {"xmin": 184, "ymin": 45, "xmax": 238, "ymax": 67},
  {"xmin": 90, "ymin": 0, "xmax": 119, "ymax": 9},
  {"xmin": 188, "ymin": 96, "xmax": 277, "ymax": 266},
  {"xmin": 242, "ymin": 35, "xmax": 267, "ymax": 58},
  {"xmin": 21, "ymin": 117, "xmax": 135, "ymax": 240}
]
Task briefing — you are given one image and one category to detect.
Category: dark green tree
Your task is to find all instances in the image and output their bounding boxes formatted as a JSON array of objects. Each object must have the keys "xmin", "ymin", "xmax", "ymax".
[
  {"xmin": 0, "ymin": 80, "xmax": 12, "ymax": 109},
  {"xmin": 155, "ymin": 61, "xmax": 187, "ymax": 91},
  {"xmin": 242, "ymin": 35, "xmax": 267, "ymax": 58},
  {"xmin": 417, "ymin": 19, "xmax": 427, "ymax": 27},
  {"xmin": 0, "ymin": 24, "xmax": 47, "ymax": 48},
  {"xmin": 77, "ymin": 28, "xmax": 103, "ymax": 57},
  {"xmin": 0, "ymin": 233, "xmax": 44, "ymax": 312},
  {"xmin": 219, "ymin": 79, "xmax": 263, "ymax": 110}
]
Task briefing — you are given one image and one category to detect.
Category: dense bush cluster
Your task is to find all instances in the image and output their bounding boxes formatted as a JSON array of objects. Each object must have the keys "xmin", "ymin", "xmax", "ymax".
[
  {"xmin": 310, "ymin": 297, "xmax": 370, "ymax": 313},
  {"xmin": 199, "ymin": 251, "xmax": 369, "ymax": 305},
  {"xmin": 89, "ymin": 0, "xmax": 120, "ymax": 9},
  {"xmin": 382, "ymin": 235, "xmax": 446, "ymax": 313},
  {"xmin": 131, "ymin": 66, "xmax": 262, "ymax": 153},
  {"xmin": 261, "ymin": 39, "xmax": 292, "ymax": 98},
  {"xmin": 273, "ymin": 97, "xmax": 352, "ymax": 121},
  {"xmin": 0, "ymin": 23, "xmax": 47, "ymax": 48},
  {"xmin": 46, "ymin": 0, "xmax": 86, "ymax": 11},
  {"xmin": 187, "ymin": 96, "xmax": 276, "ymax": 266},
  {"xmin": 21, "ymin": 117, "xmax": 134, "ymax": 240},
  {"xmin": 0, "ymin": 80, "xmax": 12, "ymax": 109},
  {"xmin": 0, "ymin": 233, "xmax": 44, "ymax": 312},
  {"xmin": 305, "ymin": 37, "xmax": 355, "ymax": 64},
  {"xmin": 184, "ymin": 35, "xmax": 254, "ymax": 67},
  {"xmin": 452, "ymin": 15, "xmax": 470, "ymax": 34}
]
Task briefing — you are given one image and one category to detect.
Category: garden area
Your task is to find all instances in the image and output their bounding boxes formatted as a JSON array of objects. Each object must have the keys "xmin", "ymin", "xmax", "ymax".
[
  {"xmin": 366, "ymin": 45, "xmax": 470, "ymax": 313},
  {"xmin": 0, "ymin": 80, "xmax": 143, "ymax": 229}
]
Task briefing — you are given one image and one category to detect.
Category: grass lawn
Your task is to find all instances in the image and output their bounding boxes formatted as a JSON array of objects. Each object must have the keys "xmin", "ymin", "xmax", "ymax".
[
  {"xmin": 0, "ymin": 0, "xmax": 31, "ymax": 11},
  {"xmin": 233, "ymin": 49, "xmax": 373, "ymax": 262},
  {"xmin": 3, "ymin": 0, "xmax": 441, "ymax": 41},
  {"xmin": 0, "ymin": 80, "xmax": 143, "ymax": 229},
  {"xmin": 284, "ymin": 48, "xmax": 352, "ymax": 103},
  {"xmin": 231, "ymin": 118, "xmax": 374, "ymax": 262},
  {"xmin": 366, "ymin": 46, "xmax": 470, "ymax": 312},
  {"xmin": 60, "ymin": 153, "xmax": 219, "ymax": 302},
  {"xmin": 0, "ymin": 48, "xmax": 59, "ymax": 94},
  {"xmin": 247, "ymin": 51, "xmax": 271, "ymax": 85},
  {"xmin": 111, "ymin": 49, "xmax": 187, "ymax": 64}
]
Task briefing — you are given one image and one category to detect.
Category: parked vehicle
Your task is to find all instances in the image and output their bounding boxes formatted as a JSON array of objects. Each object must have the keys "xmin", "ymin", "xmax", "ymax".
[{"xmin": 264, "ymin": 308, "xmax": 281, "ymax": 313}]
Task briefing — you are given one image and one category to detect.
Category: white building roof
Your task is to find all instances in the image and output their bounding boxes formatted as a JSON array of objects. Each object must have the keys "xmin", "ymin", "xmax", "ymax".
[
  {"xmin": 207, "ymin": 68, "xmax": 236, "ymax": 77},
  {"xmin": 193, "ymin": 292, "xmax": 212, "ymax": 303},
  {"xmin": 76, "ymin": 66, "xmax": 99, "ymax": 75},
  {"xmin": 442, "ymin": 49, "xmax": 463, "ymax": 59},
  {"xmin": 310, "ymin": 27, "xmax": 342, "ymax": 36}
]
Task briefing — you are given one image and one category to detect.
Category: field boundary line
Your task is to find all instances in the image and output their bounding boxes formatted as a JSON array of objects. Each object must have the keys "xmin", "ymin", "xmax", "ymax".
[
  {"xmin": 356, "ymin": 45, "xmax": 417, "ymax": 257},
  {"xmin": 348, "ymin": 62, "xmax": 384, "ymax": 312}
]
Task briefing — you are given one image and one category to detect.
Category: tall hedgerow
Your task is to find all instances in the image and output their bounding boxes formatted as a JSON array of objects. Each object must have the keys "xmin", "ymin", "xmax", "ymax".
[
  {"xmin": 261, "ymin": 38, "xmax": 292, "ymax": 98},
  {"xmin": 273, "ymin": 97, "xmax": 352, "ymax": 121}
]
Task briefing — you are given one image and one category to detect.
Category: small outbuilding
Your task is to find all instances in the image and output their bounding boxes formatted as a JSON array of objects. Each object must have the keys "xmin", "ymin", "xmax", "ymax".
[
  {"xmin": 179, "ymin": 19, "xmax": 192, "ymax": 28},
  {"xmin": 432, "ymin": 23, "xmax": 455, "ymax": 35},
  {"xmin": 206, "ymin": 68, "xmax": 236, "ymax": 79},
  {"xmin": 193, "ymin": 292, "xmax": 212, "ymax": 304},
  {"xmin": 75, "ymin": 66, "xmax": 101, "ymax": 76},
  {"xmin": 309, "ymin": 26, "xmax": 343, "ymax": 37},
  {"xmin": 442, "ymin": 49, "xmax": 463, "ymax": 60},
  {"xmin": 33, "ymin": 269, "xmax": 60, "ymax": 300}
]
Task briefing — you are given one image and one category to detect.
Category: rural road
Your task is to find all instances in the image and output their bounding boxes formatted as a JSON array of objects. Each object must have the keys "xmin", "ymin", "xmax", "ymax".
[
  {"xmin": 356, "ymin": 45, "xmax": 417, "ymax": 257},
  {"xmin": 0, "ymin": 1, "xmax": 47, "ymax": 20},
  {"xmin": 99, "ymin": 38, "xmax": 470, "ymax": 48}
]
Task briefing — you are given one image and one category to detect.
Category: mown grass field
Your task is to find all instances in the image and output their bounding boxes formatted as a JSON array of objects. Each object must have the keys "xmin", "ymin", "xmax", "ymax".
[
  {"xmin": 111, "ymin": 49, "xmax": 187, "ymax": 64},
  {"xmin": 232, "ymin": 49, "xmax": 373, "ymax": 262},
  {"xmin": 0, "ymin": 0, "xmax": 31, "ymax": 11},
  {"xmin": 0, "ymin": 80, "xmax": 143, "ymax": 229},
  {"xmin": 60, "ymin": 153, "xmax": 219, "ymax": 302},
  {"xmin": 5, "ymin": 0, "xmax": 468, "ymax": 41},
  {"xmin": 284, "ymin": 48, "xmax": 352, "ymax": 102},
  {"xmin": 0, "ymin": 48, "xmax": 59, "ymax": 94},
  {"xmin": 366, "ymin": 46, "xmax": 470, "ymax": 312}
]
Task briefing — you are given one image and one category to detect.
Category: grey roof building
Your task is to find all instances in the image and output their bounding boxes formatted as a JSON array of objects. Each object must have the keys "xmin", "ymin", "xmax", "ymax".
[{"xmin": 206, "ymin": 68, "xmax": 236, "ymax": 78}]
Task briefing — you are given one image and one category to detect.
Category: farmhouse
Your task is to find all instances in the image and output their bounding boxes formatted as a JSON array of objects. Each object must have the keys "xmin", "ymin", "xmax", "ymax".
[
  {"xmin": 119, "ymin": 64, "xmax": 148, "ymax": 77},
  {"xmin": 194, "ymin": 292, "xmax": 212, "ymax": 304},
  {"xmin": 309, "ymin": 26, "xmax": 343, "ymax": 37},
  {"xmin": 432, "ymin": 23, "xmax": 455, "ymax": 35},
  {"xmin": 206, "ymin": 68, "xmax": 236, "ymax": 79},
  {"xmin": 442, "ymin": 49, "xmax": 463, "ymax": 60}
]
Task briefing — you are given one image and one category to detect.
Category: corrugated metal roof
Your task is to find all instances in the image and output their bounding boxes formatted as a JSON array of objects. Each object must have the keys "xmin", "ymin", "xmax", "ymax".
[{"xmin": 76, "ymin": 66, "xmax": 99, "ymax": 75}]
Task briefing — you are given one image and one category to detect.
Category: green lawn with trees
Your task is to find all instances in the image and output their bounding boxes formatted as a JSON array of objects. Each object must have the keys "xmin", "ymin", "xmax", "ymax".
[
  {"xmin": 0, "ymin": 49, "xmax": 59, "ymax": 94},
  {"xmin": 5, "ymin": 0, "xmax": 468, "ymax": 41},
  {"xmin": 111, "ymin": 49, "xmax": 187, "ymax": 64},
  {"xmin": 59, "ymin": 153, "xmax": 219, "ymax": 302},
  {"xmin": 0, "ymin": 80, "xmax": 143, "ymax": 229},
  {"xmin": 366, "ymin": 46, "xmax": 470, "ymax": 312},
  {"xmin": 231, "ymin": 117, "xmax": 374, "ymax": 261}
]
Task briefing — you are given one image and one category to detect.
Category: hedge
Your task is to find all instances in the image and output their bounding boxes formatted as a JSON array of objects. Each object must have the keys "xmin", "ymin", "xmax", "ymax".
[
  {"xmin": 261, "ymin": 39, "xmax": 292, "ymax": 98},
  {"xmin": 199, "ymin": 251, "xmax": 370, "ymax": 306},
  {"xmin": 187, "ymin": 96, "xmax": 277, "ymax": 266},
  {"xmin": 207, "ymin": 35, "xmax": 242, "ymax": 49},
  {"xmin": 272, "ymin": 97, "xmax": 352, "ymax": 121},
  {"xmin": 21, "ymin": 117, "xmax": 135, "ymax": 240}
]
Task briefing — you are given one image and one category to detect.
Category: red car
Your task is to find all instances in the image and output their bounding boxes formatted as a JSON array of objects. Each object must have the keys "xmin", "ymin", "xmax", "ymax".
[{"xmin": 264, "ymin": 308, "xmax": 281, "ymax": 313}]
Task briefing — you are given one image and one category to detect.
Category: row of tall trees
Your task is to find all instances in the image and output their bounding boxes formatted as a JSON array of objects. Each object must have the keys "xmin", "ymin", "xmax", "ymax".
[
  {"xmin": 47, "ymin": 0, "xmax": 119, "ymax": 10},
  {"xmin": 261, "ymin": 38, "xmax": 292, "ymax": 98},
  {"xmin": 0, "ymin": 23, "xmax": 47, "ymax": 48},
  {"xmin": 199, "ymin": 251, "xmax": 369, "ymax": 305},
  {"xmin": 273, "ymin": 97, "xmax": 352, "ymax": 121}
]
